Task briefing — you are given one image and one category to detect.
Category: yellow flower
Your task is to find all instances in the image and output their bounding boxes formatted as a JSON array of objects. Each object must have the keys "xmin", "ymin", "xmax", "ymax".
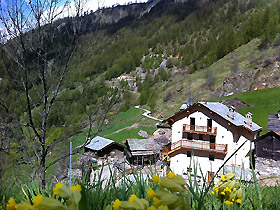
[
  {"xmin": 220, "ymin": 192, "xmax": 225, "ymax": 196},
  {"xmin": 221, "ymin": 174, "xmax": 226, "ymax": 181},
  {"xmin": 224, "ymin": 200, "xmax": 233, "ymax": 205},
  {"xmin": 236, "ymin": 199, "xmax": 242, "ymax": 204},
  {"xmin": 70, "ymin": 184, "xmax": 82, "ymax": 192},
  {"xmin": 153, "ymin": 197, "xmax": 161, "ymax": 208},
  {"xmin": 211, "ymin": 191, "xmax": 215, "ymax": 194},
  {"xmin": 167, "ymin": 172, "xmax": 175, "ymax": 179},
  {"xmin": 6, "ymin": 198, "xmax": 17, "ymax": 210},
  {"xmin": 113, "ymin": 199, "xmax": 121, "ymax": 210},
  {"xmin": 152, "ymin": 175, "xmax": 160, "ymax": 184},
  {"xmin": 158, "ymin": 205, "xmax": 168, "ymax": 210},
  {"xmin": 33, "ymin": 195, "xmax": 43, "ymax": 208},
  {"xmin": 148, "ymin": 206, "xmax": 156, "ymax": 210},
  {"xmin": 53, "ymin": 182, "xmax": 64, "ymax": 195},
  {"xmin": 225, "ymin": 187, "xmax": 231, "ymax": 194},
  {"xmin": 147, "ymin": 188, "xmax": 155, "ymax": 200},
  {"xmin": 128, "ymin": 194, "xmax": 137, "ymax": 203},
  {"xmin": 214, "ymin": 186, "xmax": 219, "ymax": 192}
]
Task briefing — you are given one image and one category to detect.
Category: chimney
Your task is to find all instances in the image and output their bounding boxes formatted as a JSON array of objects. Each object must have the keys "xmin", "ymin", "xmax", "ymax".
[
  {"xmin": 278, "ymin": 110, "xmax": 280, "ymax": 118},
  {"xmin": 245, "ymin": 112, "xmax": 253, "ymax": 127},
  {"xmin": 228, "ymin": 106, "xmax": 235, "ymax": 120},
  {"xmin": 180, "ymin": 104, "xmax": 188, "ymax": 110}
]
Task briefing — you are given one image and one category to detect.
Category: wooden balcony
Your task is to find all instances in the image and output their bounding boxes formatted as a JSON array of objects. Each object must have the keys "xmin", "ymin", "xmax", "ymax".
[
  {"xmin": 183, "ymin": 124, "xmax": 217, "ymax": 136},
  {"xmin": 169, "ymin": 140, "xmax": 227, "ymax": 155}
]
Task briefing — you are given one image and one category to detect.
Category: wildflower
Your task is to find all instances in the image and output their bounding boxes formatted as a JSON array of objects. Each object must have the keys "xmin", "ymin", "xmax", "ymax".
[
  {"xmin": 221, "ymin": 174, "xmax": 226, "ymax": 181},
  {"xmin": 159, "ymin": 177, "xmax": 184, "ymax": 192},
  {"xmin": 158, "ymin": 205, "xmax": 169, "ymax": 210},
  {"xmin": 70, "ymin": 184, "xmax": 82, "ymax": 192},
  {"xmin": 152, "ymin": 175, "xmax": 160, "ymax": 184},
  {"xmin": 236, "ymin": 199, "xmax": 242, "ymax": 204},
  {"xmin": 211, "ymin": 191, "xmax": 215, "ymax": 194},
  {"xmin": 153, "ymin": 197, "xmax": 161, "ymax": 208},
  {"xmin": 129, "ymin": 194, "xmax": 137, "ymax": 203},
  {"xmin": 113, "ymin": 199, "xmax": 121, "ymax": 210},
  {"xmin": 214, "ymin": 186, "xmax": 219, "ymax": 192},
  {"xmin": 147, "ymin": 188, "xmax": 155, "ymax": 200},
  {"xmin": 220, "ymin": 191, "xmax": 225, "ymax": 196},
  {"xmin": 6, "ymin": 198, "xmax": 17, "ymax": 210},
  {"xmin": 167, "ymin": 172, "xmax": 175, "ymax": 179},
  {"xmin": 224, "ymin": 200, "xmax": 233, "ymax": 205},
  {"xmin": 148, "ymin": 206, "xmax": 156, "ymax": 210},
  {"xmin": 53, "ymin": 182, "xmax": 64, "ymax": 195},
  {"xmin": 225, "ymin": 187, "xmax": 231, "ymax": 194},
  {"xmin": 33, "ymin": 195, "xmax": 43, "ymax": 208}
]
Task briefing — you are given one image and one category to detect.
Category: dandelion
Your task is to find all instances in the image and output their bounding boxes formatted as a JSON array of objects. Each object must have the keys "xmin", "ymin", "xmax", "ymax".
[
  {"xmin": 33, "ymin": 195, "xmax": 43, "ymax": 209},
  {"xmin": 147, "ymin": 188, "xmax": 155, "ymax": 200},
  {"xmin": 224, "ymin": 200, "xmax": 233, "ymax": 205},
  {"xmin": 6, "ymin": 198, "xmax": 17, "ymax": 210},
  {"xmin": 128, "ymin": 194, "xmax": 137, "ymax": 203},
  {"xmin": 53, "ymin": 182, "xmax": 64, "ymax": 196},
  {"xmin": 221, "ymin": 174, "xmax": 226, "ymax": 181},
  {"xmin": 113, "ymin": 199, "xmax": 121, "ymax": 210},
  {"xmin": 152, "ymin": 175, "xmax": 160, "ymax": 184},
  {"xmin": 167, "ymin": 172, "xmax": 175, "ymax": 179},
  {"xmin": 236, "ymin": 198, "xmax": 242, "ymax": 204}
]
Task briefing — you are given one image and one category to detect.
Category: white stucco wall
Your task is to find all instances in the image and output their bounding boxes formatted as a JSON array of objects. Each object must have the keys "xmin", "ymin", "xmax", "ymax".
[{"xmin": 170, "ymin": 111, "xmax": 255, "ymax": 177}]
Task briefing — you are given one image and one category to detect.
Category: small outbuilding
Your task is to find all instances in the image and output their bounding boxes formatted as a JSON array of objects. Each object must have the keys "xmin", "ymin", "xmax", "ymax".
[
  {"xmin": 126, "ymin": 139, "xmax": 161, "ymax": 165},
  {"xmin": 85, "ymin": 136, "xmax": 126, "ymax": 157},
  {"xmin": 255, "ymin": 131, "xmax": 280, "ymax": 160}
]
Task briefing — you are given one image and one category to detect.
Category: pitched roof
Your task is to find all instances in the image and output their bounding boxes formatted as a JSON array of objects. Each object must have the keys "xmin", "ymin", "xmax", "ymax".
[
  {"xmin": 163, "ymin": 102, "xmax": 262, "ymax": 132},
  {"xmin": 126, "ymin": 139, "xmax": 161, "ymax": 156},
  {"xmin": 268, "ymin": 114, "xmax": 280, "ymax": 132},
  {"xmin": 255, "ymin": 130, "xmax": 280, "ymax": 142},
  {"xmin": 85, "ymin": 136, "xmax": 114, "ymax": 151}
]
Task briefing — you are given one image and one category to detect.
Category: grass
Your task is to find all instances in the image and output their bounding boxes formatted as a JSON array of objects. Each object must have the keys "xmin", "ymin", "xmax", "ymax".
[
  {"xmin": 2, "ymin": 163, "xmax": 280, "ymax": 210},
  {"xmin": 210, "ymin": 86, "xmax": 280, "ymax": 134},
  {"xmin": 70, "ymin": 107, "xmax": 158, "ymax": 145}
]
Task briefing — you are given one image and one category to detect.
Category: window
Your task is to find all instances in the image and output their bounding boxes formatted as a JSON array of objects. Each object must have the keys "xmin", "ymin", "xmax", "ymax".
[
  {"xmin": 187, "ymin": 133, "xmax": 193, "ymax": 140},
  {"xmin": 199, "ymin": 134, "xmax": 203, "ymax": 140},
  {"xmin": 210, "ymin": 135, "xmax": 216, "ymax": 143},
  {"xmin": 209, "ymin": 154, "xmax": 215, "ymax": 161},
  {"xmin": 187, "ymin": 151, "xmax": 192, "ymax": 157}
]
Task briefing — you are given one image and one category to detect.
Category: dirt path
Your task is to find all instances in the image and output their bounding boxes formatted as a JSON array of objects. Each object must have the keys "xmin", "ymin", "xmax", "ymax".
[{"xmin": 104, "ymin": 123, "xmax": 139, "ymax": 137}]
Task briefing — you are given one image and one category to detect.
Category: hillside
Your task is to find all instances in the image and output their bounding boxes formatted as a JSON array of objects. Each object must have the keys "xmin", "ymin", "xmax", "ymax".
[{"xmin": 1, "ymin": 0, "xmax": 280, "ymax": 187}]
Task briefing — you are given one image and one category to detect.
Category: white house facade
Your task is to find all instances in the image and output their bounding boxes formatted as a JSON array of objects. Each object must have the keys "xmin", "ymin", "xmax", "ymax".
[{"xmin": 163, "ymin": 102, "xmax": 262, "ymax": 181}]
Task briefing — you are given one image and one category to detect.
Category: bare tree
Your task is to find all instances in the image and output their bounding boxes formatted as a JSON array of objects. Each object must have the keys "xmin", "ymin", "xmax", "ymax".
[{"xmin": 0, "ymin": 0, "xmax": 117, "ymax": 188}]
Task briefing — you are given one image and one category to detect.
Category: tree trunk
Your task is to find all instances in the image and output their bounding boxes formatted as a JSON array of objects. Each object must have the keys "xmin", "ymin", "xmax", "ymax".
[{"xmin": 40, "ymin": 156, "xmax": 46, "ymax": 189}]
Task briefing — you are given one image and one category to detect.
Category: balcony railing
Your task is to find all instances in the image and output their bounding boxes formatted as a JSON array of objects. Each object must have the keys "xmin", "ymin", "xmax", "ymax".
[
  {"xmin": 183, "ymin": 124, "xmax": 217, "ymax": 136},
  {"xmin": 169, "ymin": 140, "xmax": 227, "ymax": 155}
]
